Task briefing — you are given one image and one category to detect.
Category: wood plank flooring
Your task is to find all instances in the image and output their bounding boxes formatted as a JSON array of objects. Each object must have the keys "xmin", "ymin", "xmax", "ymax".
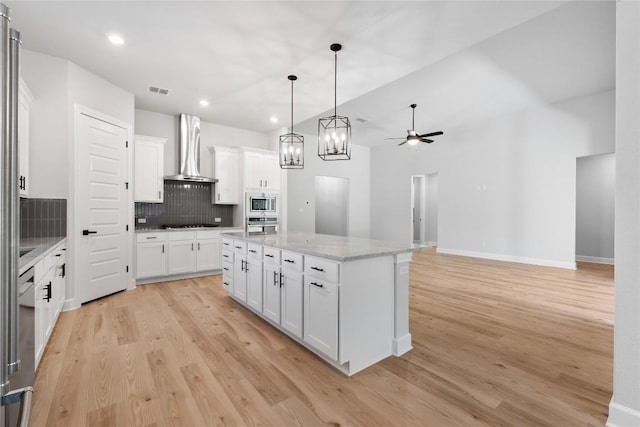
[{"xmin": 31, "ymin": 249, "xmax": 613, "ymax": 426}]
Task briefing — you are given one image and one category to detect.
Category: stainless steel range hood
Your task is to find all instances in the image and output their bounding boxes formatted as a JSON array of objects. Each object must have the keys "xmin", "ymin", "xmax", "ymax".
[{"xmin": 164, "ymin": 114, "xmax": 217, "ymax": 183}]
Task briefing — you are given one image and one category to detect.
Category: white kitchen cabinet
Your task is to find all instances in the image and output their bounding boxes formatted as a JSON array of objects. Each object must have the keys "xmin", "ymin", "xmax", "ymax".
[
  {"xmin": 280, "ymin": 268, "xmax": 303, "ymax": 338},
  {"xmin": 18, "ymin": 78, "xmax": 33, "ymax": 197},
  {"xmin": 211, "ymin": 146, "xmax": 240, "ymax": 205},
  {"xmin": 134, "ymin": 135, "xmax": 166, "ymax": 203},
  {"xmin": 168, "ymin": 240, "xmax": 196, "ymax": 275},
  {"xmin": 262, "ymin": 263, "xmax": 280, "ymax": 323},
  {"xmin": 196, "ymin": 238, "xmax": 220, "ymax": 271},
  {"xmin": 304, "ymin": 277, "xmax": 339, "ymax": 360},
  {"xmin": 246, "ymin": 244, "xmax": 263, "ymax": 311},
  {"xmin": 233, "ymin": 254, "xmax": 248, "ymax": 302},
  {"xmin": 136, "ymin": 232, "xmax": 167, "ymax": 279},
  {"xmin": 34, "ymin": 239, "xmax": 67, "ymax": 368},
  {"xmin": 243, "ymin": 150, "xmax": 280, "ymax": 191}
]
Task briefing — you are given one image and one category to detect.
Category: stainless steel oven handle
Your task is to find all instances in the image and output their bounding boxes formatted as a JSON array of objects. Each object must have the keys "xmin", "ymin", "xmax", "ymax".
[{"xmin": 2, "ymin": 386, "xmax": 34, "ymax": 427}]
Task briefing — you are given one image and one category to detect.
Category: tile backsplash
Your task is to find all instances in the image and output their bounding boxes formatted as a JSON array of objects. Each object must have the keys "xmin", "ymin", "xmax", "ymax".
[
  {"xmin": 20, "ymin": 198, "xmax": 67, "ymax": 238},
  {"xmin": 135, "ymin": 181, "xmax": 234, "ymax": 228}
]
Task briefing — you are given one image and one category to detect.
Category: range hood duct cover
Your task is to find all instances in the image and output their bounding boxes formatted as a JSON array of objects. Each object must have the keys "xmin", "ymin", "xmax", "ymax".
[{"xmin": 164, "ymin": 114, "xmax": 217, "ymax": 183}]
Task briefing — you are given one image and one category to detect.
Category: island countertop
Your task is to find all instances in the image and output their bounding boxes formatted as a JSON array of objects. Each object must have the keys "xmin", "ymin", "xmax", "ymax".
[{"xmin": 221, "ymin": 231, "xmax": 425, "ymax": 262}]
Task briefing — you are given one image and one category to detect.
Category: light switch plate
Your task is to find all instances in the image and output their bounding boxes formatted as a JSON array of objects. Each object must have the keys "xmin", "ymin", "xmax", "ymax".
[
  {"xmin": 214, "ymin": 217, "xmax": 222, "ymax": 223},
  {"xmin": 138, "ymin": 218, "xmax": 147, "ymax": 224}
]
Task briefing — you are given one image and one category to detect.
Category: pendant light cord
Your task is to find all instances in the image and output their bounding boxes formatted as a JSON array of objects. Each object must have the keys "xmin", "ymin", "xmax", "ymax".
[
  {"xmin": 334, "ymin": 49, "xmax": 338, "ymax": 118},
  {"xmin": 290, "ymin": 78, "xmax": 294, "ymax": 134}
]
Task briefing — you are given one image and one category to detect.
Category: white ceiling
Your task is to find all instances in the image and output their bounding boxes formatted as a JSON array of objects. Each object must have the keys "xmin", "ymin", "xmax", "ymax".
[{"xmin": 6, "ymin": 0, "xmax": 570, "ymax": 136}]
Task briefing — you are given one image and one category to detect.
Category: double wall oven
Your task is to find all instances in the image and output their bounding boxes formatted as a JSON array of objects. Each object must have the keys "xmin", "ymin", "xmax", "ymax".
[{"xmin": 245, "ymin": 192, "xmax": 278, "ymax": 234}]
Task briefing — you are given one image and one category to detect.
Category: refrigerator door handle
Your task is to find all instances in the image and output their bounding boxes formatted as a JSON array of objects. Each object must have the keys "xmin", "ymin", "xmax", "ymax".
[{"xmin": 2, "ymin": 385, "xmax": 34, "ymax": 427}]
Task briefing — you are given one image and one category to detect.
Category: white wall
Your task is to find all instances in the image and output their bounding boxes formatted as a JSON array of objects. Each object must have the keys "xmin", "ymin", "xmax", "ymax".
[
  {"xmin": 134, "ymin": 109, "xmax": 270, "ymax": 177},
  {"xmin": 21, "ymin": 50, "xmax": 69, "ymax": 198},
  {"xmin": 608, "ymin": 2, "xmax": 640, "ymax": 426},
  {"xmin": 576, "ymin": 153, "xmax": 614, "ymax": 263},
  {"xmin": 286, "ymin": 134, "xmax": 370, "ymax": 239},
  {"xmin": 426, "ymin": 173, "xmax": 438, "ymax": 245},
  {"xmin": 370, "ymin": 90, "xmax": 614, "ymax": 268}
]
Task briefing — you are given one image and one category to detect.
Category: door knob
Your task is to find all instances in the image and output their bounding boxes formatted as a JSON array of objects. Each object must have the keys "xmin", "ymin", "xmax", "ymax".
[{"xmin": 82, "ymin": 229, "xmax": 97, "ymax": 235}]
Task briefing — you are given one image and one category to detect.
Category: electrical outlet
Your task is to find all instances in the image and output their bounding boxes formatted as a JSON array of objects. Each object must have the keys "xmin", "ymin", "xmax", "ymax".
[
  {"xmin": 138, "ymin": 218, "xmax": 147, "ymax": 224},
  {"xmin": 214, "ymin": 217, "xmax": 222, "ymax": 223}
]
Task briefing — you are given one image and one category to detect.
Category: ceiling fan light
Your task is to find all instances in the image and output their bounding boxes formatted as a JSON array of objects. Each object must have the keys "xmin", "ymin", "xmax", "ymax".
[{"xmin": 408, "ymin": 137, "xmax": 419, "ymax": 146}]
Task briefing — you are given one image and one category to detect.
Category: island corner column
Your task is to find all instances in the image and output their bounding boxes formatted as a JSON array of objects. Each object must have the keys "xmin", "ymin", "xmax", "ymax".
[{"xmin": 392, "ymin": 251, "xmax": 413, "ymax": 356}]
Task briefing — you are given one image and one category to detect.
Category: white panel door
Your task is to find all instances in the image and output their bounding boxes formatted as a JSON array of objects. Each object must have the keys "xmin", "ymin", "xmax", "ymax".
[
  {"xmin": 262, "ymin": 264, "xmax": 280, "ymax": 323},
  {"xmin": 136, "ymin": 242, "xmax": 167, "ymax": 278},
  {"xmin": 244, "ymin": 151, "xmax": 264, "ymax": 189},
  {"xmin": 304, "ymin": 278, "xmax": 339, "ymax": 360},
  {"xmin": 233, "ymin": 254, "xmax": 248, "ymax": 302},
  {"xmin": 263, "ymin": 154, "xmax": 280, "ymax": 190},
  {"xmin": 196, "ymin": 239, "xmax": 220, "ymax": 271},
  {"xmin": 77, "ymin": 113, "xmax": 129, "ymax": 303},
  {"xmin": 246, "ymin": 258, "xmax": 263, "ymax": 312},
  {"xmin": 280, "ymin": 269, "xmax": 303, "ymax": 338},
  {"xmin": 168, "ymin": 240, "xmax": 196, "ymax": 274}
]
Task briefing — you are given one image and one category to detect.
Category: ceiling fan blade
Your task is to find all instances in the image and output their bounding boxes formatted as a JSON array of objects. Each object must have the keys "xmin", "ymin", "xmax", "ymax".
[
  {"xmin": 397, "ymin": 140, "xmax": 408, "ymax": 146},
  {"xmin": 420, "ymin": 131, "xmax": 444, "ymax": 138},
  {"xmin": 420, "ymin": 138, "xmax": 434, "ymax": 143},
  {"xmin": 384, "ymin": 137, "xmax": 407, "ymax": 140}
]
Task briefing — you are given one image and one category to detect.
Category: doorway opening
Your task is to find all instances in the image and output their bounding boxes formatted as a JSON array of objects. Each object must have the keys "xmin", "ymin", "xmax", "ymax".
[
  {"xmin": 575, "ymin": 153, "xmax": 614, "ymax": 265},
  {"xmin": 315, "ymin": 176, "xmax": 349, "ymax": 237},
  {"xmin": 411, "ymin": 173, "xmax": 438, "ymax": 245}
]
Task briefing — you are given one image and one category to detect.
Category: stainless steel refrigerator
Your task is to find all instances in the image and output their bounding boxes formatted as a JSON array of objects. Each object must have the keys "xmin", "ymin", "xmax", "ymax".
[{"xmin": 0, "ymin": 3, "xmax": 33, "ymax": 427}]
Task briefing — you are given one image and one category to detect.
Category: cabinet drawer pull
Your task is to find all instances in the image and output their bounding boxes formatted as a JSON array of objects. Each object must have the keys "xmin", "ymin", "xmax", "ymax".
[
  {"xmin": 273, "ymin": 271, "xmax": 278, "ymax": 286},
  {"xmin": 279, "ymin": 273, "xmax": 284, "ymax": 287},
  {"xmin": 223, "ymin": 254, "xmax": 229, "ymax": 258},
  {"xmin": 284, "ymin": 259, "xmax": 295, "ymax": 263},
  {"xmin": 223, "ymin": 242, "xmax": 230, "ymax": 246},
  {"xmin": 162, "ymin": 244, "xmax": 165, "ymax": 253},
  {"xmin": 223, "ymin": 282, "xmax": 229, "ymax": 286},
  {"xmin": 265, "ymin": 254, "xmax": 274, "ymax": 258},
  {"xmin": 310, "ymin": 281, "xmax": 324, "ymax": 288},
  {"xmin": 198, "ymin": 242, "xmax": 201, "ymax": 250},
  {"xmin": 310, "ymin": 266, "xmax": 324, "ymax": 272},
  {"xmin": 146, "ymin": 236, "xmax": 157, "ymax": 240},
  {"xmin": 249, "ymin": 249, "xmax": 257, "ymax": 253},
  {"xmin": 235, "ymin": 245, "xmax": 242, "ymax": 249},
  {"xmin": 192, "ymin": 243, "xmax": 194, "ymax": 251},
  {"xmin": 223, "ymin": 267, "xmax": 229, "ymax": 271}
]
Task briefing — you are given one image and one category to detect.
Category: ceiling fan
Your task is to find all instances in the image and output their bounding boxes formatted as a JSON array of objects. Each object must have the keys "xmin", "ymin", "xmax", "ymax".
[{"xmin": 385, "ymin": 104, "xmax": 443, "ymax": 146}]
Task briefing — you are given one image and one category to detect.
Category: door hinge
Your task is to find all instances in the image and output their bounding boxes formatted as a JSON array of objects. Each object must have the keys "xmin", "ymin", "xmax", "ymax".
[
  {"xmin": 126, "ymin": 265, "xmax": 129, "ymax": 273},
  {"xmin": 126, "ymin": 140, "xmax": 129, "ymax": 148},
  {"xmin": 125, "ymin": 182, "xmax": 129, "ymax": 189}
]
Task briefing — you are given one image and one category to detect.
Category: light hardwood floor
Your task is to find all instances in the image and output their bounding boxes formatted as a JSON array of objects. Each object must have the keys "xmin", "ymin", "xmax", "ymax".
[{"xmin": 31, "ymin": 249, "xmax": 613, "ymax": 426}]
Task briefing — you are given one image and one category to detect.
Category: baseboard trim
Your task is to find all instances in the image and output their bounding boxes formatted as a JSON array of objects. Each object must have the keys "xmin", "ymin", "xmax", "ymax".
[
  {"xmin": 136, "ymin": 269, "xmax": 221, "ymax": 285},
  {"xmin": 436, "ymin": 247, "xmax": 577, "ymax": 270},
  {"xmin": 427, "ymin": 241, "xmax": 437, "ymax": 247},
  {"xmin": 576, "ymin": 255, "xmax": 614, "ymax": 265},
  {"xmin": 607, "ymin": 399, "xmax": 640, "ymax": 427}
]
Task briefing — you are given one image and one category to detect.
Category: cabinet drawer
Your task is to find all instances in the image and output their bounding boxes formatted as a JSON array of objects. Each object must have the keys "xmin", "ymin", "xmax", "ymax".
[
  {"xmin": 222, "ymin": 275, "xmax": 233, "ymax": 293},
  {"xmin": 247, "ymin": 244, "xmax": 262, "ymax": 260},
  {"xmin": 196, "ymin": 230, "xmax": 221, "ymax": 240},
  {"xmin": 222, "ymin": 260, "xmax": 233, "ymax": 276},
  {"xmin": 221, "ymin": 238, "xmax": 233, "ymax": 251},
  {"xmin": 233, "ymin": 240, "xmax": 247, "ymax": 255},
  {"xmin": 263, "ymin": 246, "xmax": 280, "ymax": 265},
  {"xmin": 221, "ymin": 250, "xmax": 234, "ymax": 263},
  {"xmin": 168, "ymin": 231, "xmax": 196, "ymax": 241},
  {"xmin": 281, "ymin": 251, "xmax": 303, "ymax": 272},
  {"xmin": 305, "ymin": 256, "xmax": 339, "ymax": 283},
  {"xmin": 136, "ymin": 232, "xmax": 166, "ymax": 242}
]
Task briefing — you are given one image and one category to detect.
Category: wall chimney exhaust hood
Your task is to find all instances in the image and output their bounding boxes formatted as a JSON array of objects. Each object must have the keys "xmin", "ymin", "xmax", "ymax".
[{"xmin": 164, "ymin": 114, "xmax": 217, "ymax": 183}]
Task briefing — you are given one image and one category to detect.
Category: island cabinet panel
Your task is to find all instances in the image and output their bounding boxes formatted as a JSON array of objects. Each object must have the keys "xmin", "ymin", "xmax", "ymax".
[
  {"xmin": 222, "ymin": 233, "xmax": 415, "ymax": 376},
  {"xmin": 281, "ymin": 269, "xmax": 303, "ymax": 338},
  {"xmin": 233, "ymin": 254, "xmax": 248, "ymax": 302},
  {"xmin": 222, "ymin": 260, "xmax": 233, "ymax": 293},
  {"xmin": 303, "ymin": 277, "xmax": 338, "ymax": 359},
  {"xmin": 263, "ymin": 263, "xmax": 281, "ymax": 323}
]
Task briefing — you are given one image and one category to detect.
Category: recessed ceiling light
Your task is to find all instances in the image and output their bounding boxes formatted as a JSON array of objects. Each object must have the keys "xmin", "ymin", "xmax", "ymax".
[
  {"xmin": 199, "ymin": 99, "xmax": 209, "ymax": 107},
  {"xmin": 107, "ymin": 33, "xmax": 125, "ymax": 45},
  {"xmin": 270, "ymin": 115, "xmax": 278, "ymax": 123}
]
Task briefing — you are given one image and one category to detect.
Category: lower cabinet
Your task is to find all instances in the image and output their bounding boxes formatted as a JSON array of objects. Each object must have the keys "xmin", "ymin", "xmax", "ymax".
[
  {"xmin": 168, "ymin": 239, "xmax": 196, "ymax": 274},
  {"xmin": 196, "ymin": 238, "xmax": 221, "ymax": 271},
  {"xmin": 303, "ymin": 277, "xmax": 339, "ymax": 360},
  {"xmin": 246, "ymin": 245, "xmax": 263, "ymax": 311},
  {"xmin": 280, "ymin": 269, "xmax": 303, "ymax": 338},
  {"xmin": 233, "ymin": 254, "xmax": 248, "ymax": 302},
  {"xmin": 262, "ymin": 263, "xmax": 281, "ymax": 323},
  {"xmin": 34, "ymin": 239, "xmax": 67, "ymax": 368}
]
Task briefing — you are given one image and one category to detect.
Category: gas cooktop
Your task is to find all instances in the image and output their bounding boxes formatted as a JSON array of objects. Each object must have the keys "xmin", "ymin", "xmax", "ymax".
[{"xmin": 161, "ymin": 224, "xmax": 219, "ymax": 229}]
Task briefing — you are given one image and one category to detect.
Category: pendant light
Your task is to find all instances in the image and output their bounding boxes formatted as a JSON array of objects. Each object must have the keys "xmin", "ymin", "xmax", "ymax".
[
  {"xmin": 318, "ymin": 43, "xmax": 351, "ymax": 161},
  {"xmin": 279, "ymin": 75, "xmax": 304, "ymax": 169}
]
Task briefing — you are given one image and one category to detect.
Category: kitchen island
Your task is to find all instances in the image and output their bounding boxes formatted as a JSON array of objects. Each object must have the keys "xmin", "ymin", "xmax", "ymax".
[{"xmin": 221, "ymin": 231, "xmax": 423, "ymax": 376}]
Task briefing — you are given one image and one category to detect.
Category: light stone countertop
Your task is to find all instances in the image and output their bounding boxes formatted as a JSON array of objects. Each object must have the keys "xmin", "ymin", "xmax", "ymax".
[
  {"xmin": 221, "ymin": 231, "xmax": 426, "ymax": 262},
  {"xmin": 19, "ymin": 236, "xmax": 66, "ymax": 275}
]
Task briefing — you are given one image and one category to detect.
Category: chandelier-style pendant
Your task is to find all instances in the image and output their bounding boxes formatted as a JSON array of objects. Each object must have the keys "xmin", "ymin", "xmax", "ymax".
[
  {"xmin": 318, "ymin": 43, "xmax": 351, "ymax": 161},
  {"xmin": 280, "ymin": 75, "xmax": 304, "ymax": 169}
]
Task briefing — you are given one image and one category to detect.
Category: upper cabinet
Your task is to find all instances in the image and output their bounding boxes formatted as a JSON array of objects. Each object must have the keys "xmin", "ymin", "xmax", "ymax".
[
  {"xmin": 244, "ymin": 150, "xmax": 280, "ymax": 191},
  {"xmin": 18, "ymin": 78, "xmax": 33, "ymax": 198},
  {"xmin": 211, "ymin": 146, "xmax": 240, "ymax": 205},
  {"xmin": 134, "ymin": 135, "xmax": 166, "ymax": 203}
]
